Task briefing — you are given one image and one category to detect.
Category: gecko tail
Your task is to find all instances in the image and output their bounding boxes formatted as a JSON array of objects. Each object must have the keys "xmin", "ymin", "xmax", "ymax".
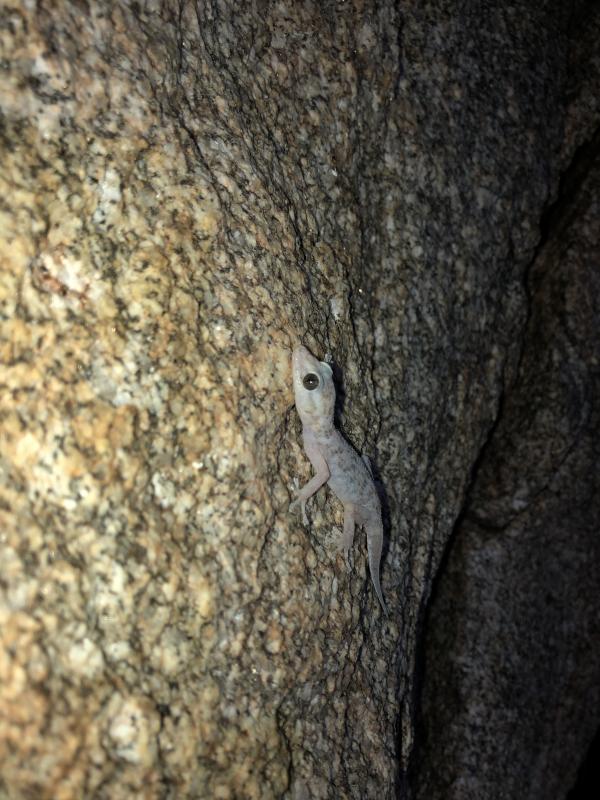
[
  {"xmin": 372, "ymin": 571, "xmax": 388, "ymax": 616},
  {"xmin": 367, "ymin": 528, "xmax": 388, "ymax": 616}
]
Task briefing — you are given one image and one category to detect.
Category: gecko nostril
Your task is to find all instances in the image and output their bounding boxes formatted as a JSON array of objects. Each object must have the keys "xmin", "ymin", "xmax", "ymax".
[{"xmin": 302, "ymin": 373, "xmax": 319, "ymax": 390}]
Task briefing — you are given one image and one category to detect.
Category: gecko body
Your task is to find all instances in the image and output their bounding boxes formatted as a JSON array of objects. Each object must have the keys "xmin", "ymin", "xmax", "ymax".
[{"xmin": 290, "ymin": 345, "xmax": 387, "ymax": 613}]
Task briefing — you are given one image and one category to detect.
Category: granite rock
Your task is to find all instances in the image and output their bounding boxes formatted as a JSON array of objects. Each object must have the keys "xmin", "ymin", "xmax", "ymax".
[{"xmin": 0, "ymin": 1, "xmax": 584, "ymax": 798}]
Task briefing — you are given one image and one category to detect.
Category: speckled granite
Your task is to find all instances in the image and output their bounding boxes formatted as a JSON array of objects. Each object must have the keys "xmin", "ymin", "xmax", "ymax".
[{"xmin": 0, "ymin": 1, "xmax": 577, "ymax": 798}]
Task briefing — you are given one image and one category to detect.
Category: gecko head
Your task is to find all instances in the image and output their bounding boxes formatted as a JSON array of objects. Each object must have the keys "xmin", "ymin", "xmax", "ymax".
[{"xmin": 292, "ymin": 345, "xmax": 335, "ymax": 427}]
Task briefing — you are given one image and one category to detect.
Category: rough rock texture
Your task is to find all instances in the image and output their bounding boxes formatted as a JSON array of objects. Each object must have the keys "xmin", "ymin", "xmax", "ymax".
[
  {"xmin": 414, "ymin": 3, "xmax": 600, "ymax": 800},
  {"xmin": 0, "ymin": 1, "xmax": 590, "ymax": 799}
]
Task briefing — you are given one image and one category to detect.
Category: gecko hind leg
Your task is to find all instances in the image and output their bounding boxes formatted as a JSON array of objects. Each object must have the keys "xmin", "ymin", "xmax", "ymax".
[{"xmin": 338, "ymin": 503, "xmax": 355, "ymax": 568}]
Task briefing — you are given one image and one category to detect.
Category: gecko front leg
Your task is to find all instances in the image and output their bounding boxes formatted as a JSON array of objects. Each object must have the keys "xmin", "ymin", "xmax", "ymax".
[{"xmin": 290, "ymin": 437, "xmax": 330, "ymax": 525}]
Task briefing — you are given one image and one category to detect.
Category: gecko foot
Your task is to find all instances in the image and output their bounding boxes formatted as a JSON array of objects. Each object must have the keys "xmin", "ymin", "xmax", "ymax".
[
  {"xmin": 337, "ymin": 541, "xmax": 353, "ymax": 570},
  {"xmin": 289, "ymin": 498, "xmax": 309, "ymax": 526}
]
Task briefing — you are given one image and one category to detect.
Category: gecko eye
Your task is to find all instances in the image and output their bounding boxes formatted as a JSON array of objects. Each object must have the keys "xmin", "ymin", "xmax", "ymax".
[{"xmin": 302, "ymin": 373, "xmax": 319, "ymax": 390}]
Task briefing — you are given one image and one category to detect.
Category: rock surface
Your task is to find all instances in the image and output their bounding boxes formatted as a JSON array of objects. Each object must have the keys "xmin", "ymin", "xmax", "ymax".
[
  {"xmin": 415, "ymin": 3, "xmax": 600, "ymax": 799},
  {"xmin": 0, "ymin": 2, "xmax": 595, "ymax": 799},
  {"xmin": 415, "ymin": 149, "xmax": 600, "ymax": 800}
]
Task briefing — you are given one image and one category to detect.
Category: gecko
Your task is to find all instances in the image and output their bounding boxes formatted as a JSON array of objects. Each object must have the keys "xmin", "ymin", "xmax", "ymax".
[{"xmin": 289, "ymin": 344, "xmax": 388, "ymax": 614}]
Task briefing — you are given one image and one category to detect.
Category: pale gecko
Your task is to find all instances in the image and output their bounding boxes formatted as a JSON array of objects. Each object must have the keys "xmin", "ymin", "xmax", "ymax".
[{"xmin": 289, "ymin": 344, "xmax": 388, "ymax": 613}]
